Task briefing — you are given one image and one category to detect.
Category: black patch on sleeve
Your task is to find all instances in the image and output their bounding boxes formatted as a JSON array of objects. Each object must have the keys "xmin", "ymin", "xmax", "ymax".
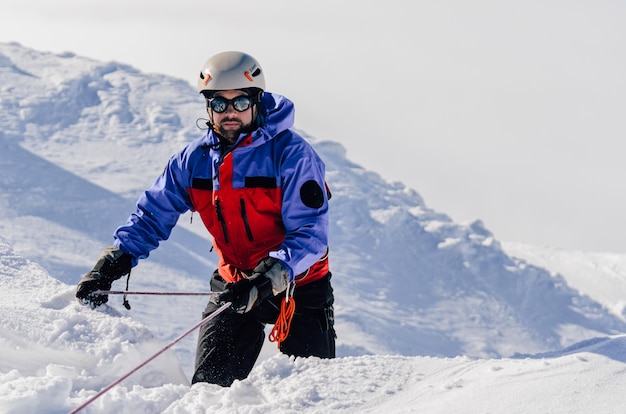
[
  {"xmin": 300, "ymin": 180, "xmax": 325, "ymax": 209},
  {"xmin": 245, "ymin": 176, "xmax": 277, "ymax": 188},
  {"xmin": 192, "ymin": 178, "xmax": 213, "ymax": 190}
]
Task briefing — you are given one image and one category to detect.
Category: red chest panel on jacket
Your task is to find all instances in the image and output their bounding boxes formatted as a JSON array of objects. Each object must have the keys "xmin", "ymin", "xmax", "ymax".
[{"xmin": 188, "ymin": 149, "xmax": 286, "ymax": 280}]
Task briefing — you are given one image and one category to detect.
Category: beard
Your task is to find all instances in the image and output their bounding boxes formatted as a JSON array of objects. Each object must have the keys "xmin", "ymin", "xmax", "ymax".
[
  {"xmin": 215, "ymin": 120, "xmax": 244, "ymax": 143},
  {"xmin": 214, "ymin": 115, "xmax": 255, "ymax": 144}
]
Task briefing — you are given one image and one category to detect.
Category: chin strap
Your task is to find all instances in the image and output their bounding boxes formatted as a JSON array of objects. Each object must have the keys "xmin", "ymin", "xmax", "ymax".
[{"xmin": 269, "ymin": 282, "xmax": 296, "ymax": 348}]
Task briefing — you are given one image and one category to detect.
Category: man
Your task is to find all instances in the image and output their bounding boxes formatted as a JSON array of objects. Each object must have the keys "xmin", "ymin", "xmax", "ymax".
[{"xmin": 76, "ymin": 51, "xmax": 336, "ymax": 386}]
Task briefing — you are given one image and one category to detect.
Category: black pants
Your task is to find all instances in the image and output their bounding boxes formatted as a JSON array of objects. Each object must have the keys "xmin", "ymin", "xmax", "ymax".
[{"xmin": 191, "ymin": 271, "xmax": 336, "ymax": 386}]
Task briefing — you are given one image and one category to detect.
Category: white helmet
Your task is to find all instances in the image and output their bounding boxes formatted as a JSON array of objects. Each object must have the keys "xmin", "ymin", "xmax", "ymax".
[{"xmin": 197, "ymin": 51, "xmax": 265, "ymax": 95}]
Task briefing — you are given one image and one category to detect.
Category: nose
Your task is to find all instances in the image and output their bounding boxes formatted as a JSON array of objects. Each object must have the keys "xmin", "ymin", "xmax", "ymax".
[{"xmin": 224, "ymin": 103, "xmax": 238, "ymax": 114}]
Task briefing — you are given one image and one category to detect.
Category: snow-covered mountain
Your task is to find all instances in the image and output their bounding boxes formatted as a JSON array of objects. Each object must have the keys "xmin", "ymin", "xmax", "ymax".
[{"xmin": 2, "ymin": 42, "xmax": 626, "ymax": 413}]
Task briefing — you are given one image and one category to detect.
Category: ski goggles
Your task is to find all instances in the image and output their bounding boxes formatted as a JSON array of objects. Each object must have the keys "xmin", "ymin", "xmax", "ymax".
[{"xmin": 208, "ymin": 95, "xmax": 253, "ymax": 113}]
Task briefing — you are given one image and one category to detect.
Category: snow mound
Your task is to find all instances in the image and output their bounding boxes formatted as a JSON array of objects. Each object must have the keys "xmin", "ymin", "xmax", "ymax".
[{"xmin": 0, "ymin": 238, "xmax": 187, "ymax": 413}]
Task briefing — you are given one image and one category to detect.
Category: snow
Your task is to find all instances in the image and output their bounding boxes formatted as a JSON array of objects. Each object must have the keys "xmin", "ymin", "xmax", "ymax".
[{"xmin": 2, "ymin": 41, "xmax": 626, "ymax": 413}]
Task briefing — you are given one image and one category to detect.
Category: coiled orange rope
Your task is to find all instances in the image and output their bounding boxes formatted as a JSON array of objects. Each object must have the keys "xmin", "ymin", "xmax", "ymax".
[{"xmin": 269, "ymin": 290, "xmax": 296, "ymax": 347}]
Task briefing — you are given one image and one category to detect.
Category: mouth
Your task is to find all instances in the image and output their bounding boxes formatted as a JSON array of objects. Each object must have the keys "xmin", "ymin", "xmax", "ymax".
[{"xmin": 221, "ymin": 119, "xmax": 242, "ymax": 129}]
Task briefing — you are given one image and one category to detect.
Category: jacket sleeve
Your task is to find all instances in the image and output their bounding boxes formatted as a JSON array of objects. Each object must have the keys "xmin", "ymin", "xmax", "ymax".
[
  {"xmin": 113, "ymin": 150, "xmax": 194, "ymax": 265},
  {"xmin": 270, "ymin": 137, "xmax": 329, "ymax": 279}
]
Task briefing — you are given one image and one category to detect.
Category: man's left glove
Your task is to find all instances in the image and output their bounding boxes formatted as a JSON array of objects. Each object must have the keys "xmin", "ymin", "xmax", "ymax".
[
  {"xmin": 216, "ymin": 257, "xmax": 290, "ymax": 314},
  {"xmin": 76, "ymin": 246, "xmax": 133, "ymax": 308}
]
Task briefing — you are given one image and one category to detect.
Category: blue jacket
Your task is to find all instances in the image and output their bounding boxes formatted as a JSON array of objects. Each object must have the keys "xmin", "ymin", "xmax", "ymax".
[{"xmin": 113, "ymin": 92, "xmax": 330, "ymax": 284}]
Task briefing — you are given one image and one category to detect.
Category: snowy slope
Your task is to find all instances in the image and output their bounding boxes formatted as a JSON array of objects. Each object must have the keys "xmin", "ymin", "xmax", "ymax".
[
  {"xmin": 503, "ymin": 242, "xmax": 626, "ymax": 321},
  {"xmin": 2, "ymin": 42, "xmax": 626, "ymax": 413},
  {"xmin": 2, "ymin": 238, "xmax": 626, "ymax": 413}
]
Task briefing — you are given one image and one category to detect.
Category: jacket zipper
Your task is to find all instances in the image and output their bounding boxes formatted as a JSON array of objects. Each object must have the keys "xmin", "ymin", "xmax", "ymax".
[
  {"xmin": 240, "ymin": 198, "xmax": 254, "ymax": 241},
  {"xmin": 215, "ymin": 199, "xmax": 229, "ymax": 243}
]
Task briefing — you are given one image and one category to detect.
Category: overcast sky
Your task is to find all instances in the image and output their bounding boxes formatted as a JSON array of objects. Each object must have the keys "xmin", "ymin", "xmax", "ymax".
[{"xmin": 2, "ymin": 0, "xmax": 625, "ymax": 253}]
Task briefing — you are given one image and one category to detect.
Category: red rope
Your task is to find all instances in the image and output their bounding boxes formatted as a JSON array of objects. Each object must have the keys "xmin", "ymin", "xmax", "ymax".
[{"xmin": 269, "ymin": 296, "xmax": 296, "ymax": 348}]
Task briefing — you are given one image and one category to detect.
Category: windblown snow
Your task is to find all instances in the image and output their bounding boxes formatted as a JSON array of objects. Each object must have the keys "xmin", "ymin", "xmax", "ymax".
[{"xmin": 1, "ymin": 42, "xmax": 626, "ymax": 413}]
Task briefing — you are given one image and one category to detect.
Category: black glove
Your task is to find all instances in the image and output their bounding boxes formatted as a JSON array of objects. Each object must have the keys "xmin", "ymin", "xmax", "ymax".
[
  {"xmin": 76, "ymin": 246, "xmax": 133, "ymax": 308},
  {"xmin": 216, "ymin": 257, "xmax": 290, "ymax": 314}
]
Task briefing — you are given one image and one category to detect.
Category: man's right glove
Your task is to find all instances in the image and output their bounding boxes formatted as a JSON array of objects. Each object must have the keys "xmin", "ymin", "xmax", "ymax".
[
  {"xmin": 215, "ymin": 257, "xmax": 290, "ymax": 314},
  {"xmin": 76, "ymin": 246, "xmax": 133, "ymax": 308}
]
